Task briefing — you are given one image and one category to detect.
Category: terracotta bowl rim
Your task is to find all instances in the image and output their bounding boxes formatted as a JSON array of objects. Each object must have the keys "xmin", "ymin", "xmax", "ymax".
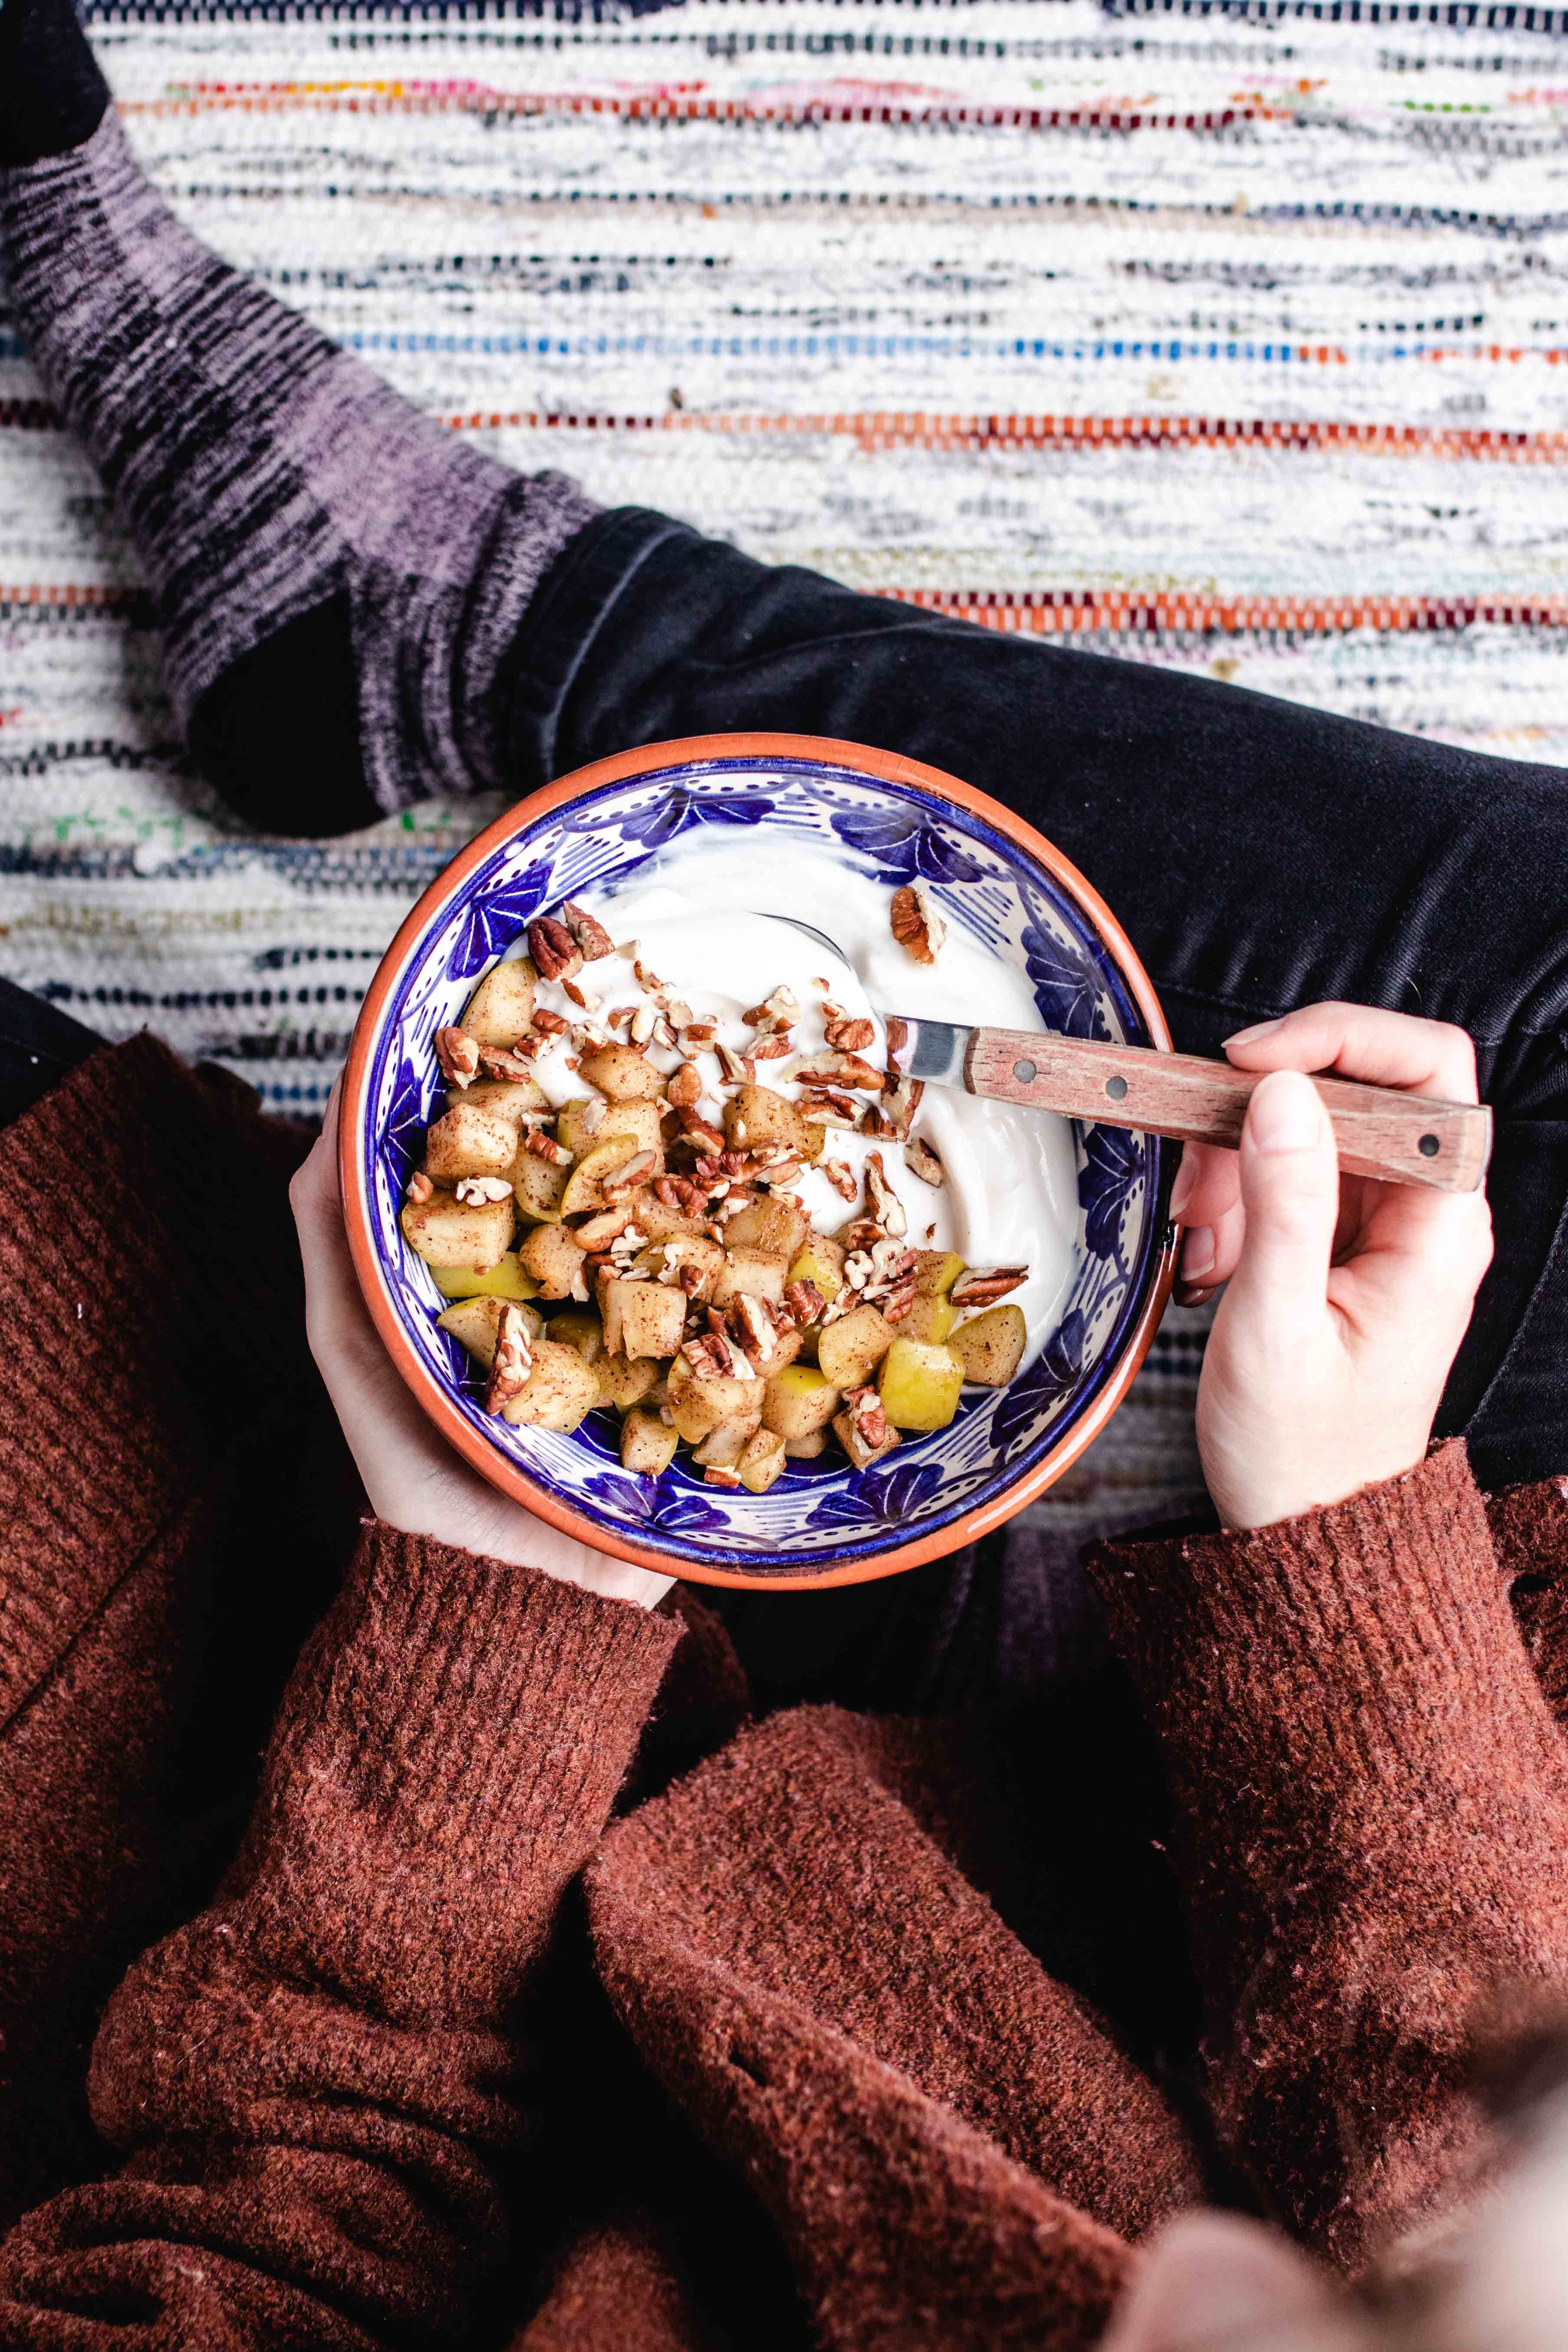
[{"xmin": 339, "ymin": 731, "xmax": 1178, "ymax": 1590}]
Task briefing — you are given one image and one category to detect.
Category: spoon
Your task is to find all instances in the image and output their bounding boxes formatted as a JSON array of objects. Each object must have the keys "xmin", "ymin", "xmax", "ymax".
[{"xmin": 752, "ymin": 913, "xmax": 1491, "ymax": 1195}]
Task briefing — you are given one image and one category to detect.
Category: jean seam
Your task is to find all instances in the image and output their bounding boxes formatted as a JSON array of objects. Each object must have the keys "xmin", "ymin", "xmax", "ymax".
[{"xmin": 1155, "ymin": 977, "xmax": 1522, "ymax": 1050}]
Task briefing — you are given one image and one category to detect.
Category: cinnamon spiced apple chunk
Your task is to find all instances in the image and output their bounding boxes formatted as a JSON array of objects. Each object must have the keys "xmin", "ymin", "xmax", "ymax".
[{"xmin": 403, "ymin": 863, "xmax": 1063, "ymax": 1485}]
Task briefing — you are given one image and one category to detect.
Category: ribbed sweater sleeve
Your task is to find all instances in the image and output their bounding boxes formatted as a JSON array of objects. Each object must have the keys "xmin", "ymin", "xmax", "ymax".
[
  {"xmin": 0, "ymin": 1523, "xmax": 679, "ymax": 2349},
  {"xmin": 1087, "ymin": 1441, "xmax": 1568, "ymax": 2272}
]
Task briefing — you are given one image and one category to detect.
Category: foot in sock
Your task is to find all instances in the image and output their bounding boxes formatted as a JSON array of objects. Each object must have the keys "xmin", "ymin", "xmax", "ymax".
[
  {"xmin": 0, "ymin": 0, "xmax": 108, "ymax": 168},
  {"xmin": 1, "ymin": 69, "xmax": 598, "ymax": 832}
]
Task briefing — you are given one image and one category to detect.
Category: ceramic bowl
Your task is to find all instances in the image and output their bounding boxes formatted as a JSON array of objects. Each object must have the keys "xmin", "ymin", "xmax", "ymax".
[{"xmin": 340, "ymin": 734, "xmax": 1177, "ymax": 1589}]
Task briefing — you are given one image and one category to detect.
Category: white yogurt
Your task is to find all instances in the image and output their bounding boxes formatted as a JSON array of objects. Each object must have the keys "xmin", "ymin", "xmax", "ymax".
[{"xmin": 511, "ymin": 836, "xmax": 1080, "ymax": 1365}]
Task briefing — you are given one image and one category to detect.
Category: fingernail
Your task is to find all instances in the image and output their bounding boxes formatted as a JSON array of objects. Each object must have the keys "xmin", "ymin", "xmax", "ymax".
[
  {"xmin": 1223, "ymin": 1016, "xmax": 1283, "ymax": 1047},
  {"xmin": 1247, "ymin": 1069, "xmax": 1321, "ymax": 1153},
  {"xmin": 1169, "ymin": 1157, "xmax": 1196, "ymax": 1220},
  {"xmin": 1176, "ymin": 1282, "xmax": 1214, "ymax": 1310},
  {"xmin": 1181, "ymin": 1224, "xmax": 1215, "ymax": 1280}
]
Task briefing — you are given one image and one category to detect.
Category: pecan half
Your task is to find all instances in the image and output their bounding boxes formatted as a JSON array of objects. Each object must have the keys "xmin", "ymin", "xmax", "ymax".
[
  {"xmin": 667, "ymin": 1061, "xmax": 703, "ymax": 1109},
  {"xmin": 485, "ymin": 1301, "xmax": 533, "ymax": 1415},
  {"xmin": 527, "ymin": 916, "xmax": 583, "ymax": 984},
  {"xmin": 782, "ymin": 1277, "xmax": 826, "ymax": 1327},
  {"xmin": 435, "ymin": 1026, "xmax": 480, "ymax": 1089},
  {"xmin": 843, "ymin": 1384, "xmax": 890, "ymax": 1450},
  {"xmin": 904, "ymin": 1136, "xmax": 945, "ymax": 1187},
  {"xmin": 890, "ymin": 881, "xmax": 945, "ymax": 967},
  {"xmin": 950, "ymin": 1264, "xmax": 1028, "ymax": 1309},
  {"xmin": 562, "ymin": 900, "xmax": 615, "ymax": 962}
]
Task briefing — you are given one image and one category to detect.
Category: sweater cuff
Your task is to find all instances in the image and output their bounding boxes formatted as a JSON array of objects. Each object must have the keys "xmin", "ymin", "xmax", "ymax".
[
  {"xmin": 234, "ymin": 1521, "xmax": 684, "ymax": 2024},
  {"xmin": 1086, "ymin": 1442, "xmax": 1527, "ymax": 1806}
]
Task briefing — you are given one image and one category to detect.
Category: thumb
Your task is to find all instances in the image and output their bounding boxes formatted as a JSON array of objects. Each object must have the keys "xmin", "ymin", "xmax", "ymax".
[{"xmin": 1225, "ymin": 1069, "xmax": 1340, "ymax": 1332}]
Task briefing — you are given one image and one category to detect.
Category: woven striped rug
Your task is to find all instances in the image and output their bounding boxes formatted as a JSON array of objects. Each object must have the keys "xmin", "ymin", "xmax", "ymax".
[{"xmin": 7, "ymin": 0, "xmax": 1563, "ymax": 1535}]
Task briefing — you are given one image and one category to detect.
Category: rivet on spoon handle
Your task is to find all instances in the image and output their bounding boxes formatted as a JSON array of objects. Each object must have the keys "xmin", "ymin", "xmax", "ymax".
[{"xmin": 963, "ymin": 1029, "xmax": 1492, "ymax": 1195}]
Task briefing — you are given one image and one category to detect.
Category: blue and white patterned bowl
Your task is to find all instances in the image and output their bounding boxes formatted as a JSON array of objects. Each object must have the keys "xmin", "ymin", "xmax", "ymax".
[{"xmin": 341, "ymin": 735, "xmax": 1178, "ymax": 1588}]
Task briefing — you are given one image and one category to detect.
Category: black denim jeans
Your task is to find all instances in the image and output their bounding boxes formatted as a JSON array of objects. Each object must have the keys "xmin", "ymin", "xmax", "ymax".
[{"xmin": 499, "ymin": 507, "xmax": 1568, "ymax": 1508}]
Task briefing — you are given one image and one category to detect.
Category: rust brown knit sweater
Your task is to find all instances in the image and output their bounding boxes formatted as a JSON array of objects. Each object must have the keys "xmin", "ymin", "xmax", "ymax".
[{"xmin": 5, "ymin": 1041, "xmax": 1568, "ymax": 2350}]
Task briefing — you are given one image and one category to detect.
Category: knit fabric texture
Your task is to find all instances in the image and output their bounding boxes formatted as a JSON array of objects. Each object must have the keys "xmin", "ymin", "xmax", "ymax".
[{"xmin": 6, "ymin": 1039, "xmax": 1568, "ymax": 2348}]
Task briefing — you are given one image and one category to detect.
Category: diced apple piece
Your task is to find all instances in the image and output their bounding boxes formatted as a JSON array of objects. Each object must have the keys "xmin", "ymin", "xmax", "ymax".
[
  {"xmin": 637, "ymin": 1195, "xmax": 702, "ymax": 1242},
  {"xmin": 786, "ymin": 1236, "xmax": 846, "ymax": 1306},
  {"xmin": 512, "ymin": 1151, "xmax": 570, "ymax": 1225},
  {"xmin": 901, "ymin": 1292, "xmax": 957, "ymax": 1345},
  {"xmin": 801, "ymin": 1122, "xmax": 827, "ymax": 1164},
  {"xmin": 877, "ymin": 1336, "xmax": 964, "ymax": 1432},
  {"xmin": 723, "ymin": 1195, "xmax": 808, "ymax": 1260},
  {"xmin": 424, "ymin": 1102, "xmax": 519, "ymax": 1182},
  {"xmin": 621, "ymin": 1407, "xmax": 679, "ymax": 1478},
  {"xmin": 598, "ymin": 1352, "xmax": 660, "ymax": 1411},
  {"xmin": 402, "ymin": 1190, "xmax": 514, "ymax": 1273},
  {"xmin": 761, "ymin": 1362, "xmax": 840, "ymax": 1441},
  {"xmin": 913, "ymin": 1250, "xmax": 966, "ymax": 1296},
  {"xmin": 544, "ymin": 1308, "xmax": 604, "ymax": 1363},
  {"xmin": 711, "ymin": 1247, "xmax": 788, "ymax": 1311},
  {"xmin": 949, "ymin": 1304, "xmax": 1028, "ymax": 1388},
  {"xmin": 693, "ymin": 1419, "xmax": 752, "ymax": 1470},
  {"xmin": 601, "ymin": 1278, "xmax": 687, "ymax": 1362},
  {"xmin": 816, "ymin": 1303, "xmax": 894, "ymax": 1390},
  {"xmin": 500, "ymin": 1337, "xmax": 600, "ymax": 1433},
  {"xmin": 578, "ymin": 1042, "xmax": 666, "ymax": 1102},
  {"xmin": 461, "ymin": 956, "xmax": 537, "ymax": 1046},
  {"xmin": 558, "ymin": 1095, "xmax": 664, "ymax": 1164},
  {"xmin": 436, "ymin": 1294, "xmax": 542, "ymax": 1369},
  {"xmin": 736, "ymin": 1428, "xmax": 787, "ymax": 1494},
  {"xmin": 667, "ymin": 1356, "xmax": 763, "ymax": 1444},
  {"xmin": 428, "ymin": 1253, "xmax": 538, "ymax": 1303},
  {"xmin": 519, "ymin": 1222, "xmax": 589, "ymax": 1302},
  {"xmin": 559, "ymin": 1133, "xmax": 642, "ymax": 1217},
  {"xmin": 783, "ymin": 1429, "xmax": 828, "ymax": 1459},
  {"xmin": 463, "ymin": 1073, "xmax": 549, "ymax": 1123},
  {"xmin": 648, "ymin": 1232, "xmax": 724, "ymax": 1301},
  {"xmin": 724, "ymin": 1084, "xmax": 813, "ymax": 1158}
]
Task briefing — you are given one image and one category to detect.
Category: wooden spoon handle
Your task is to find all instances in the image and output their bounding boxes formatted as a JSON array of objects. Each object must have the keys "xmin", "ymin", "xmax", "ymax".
[{"xmin": 963, "ymin": 1029, "xmax": 1492, "ymax": 1194}]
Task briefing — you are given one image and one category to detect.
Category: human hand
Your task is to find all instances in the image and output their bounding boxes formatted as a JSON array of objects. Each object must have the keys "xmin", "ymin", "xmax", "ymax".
[
  {"xmin": 290, "ymin": 1085, "xmax": 673, "ymax": 1610},
  {"xmin": 1170, "ymin": 1005, "xmax": 1493, "ymax": 1531}
]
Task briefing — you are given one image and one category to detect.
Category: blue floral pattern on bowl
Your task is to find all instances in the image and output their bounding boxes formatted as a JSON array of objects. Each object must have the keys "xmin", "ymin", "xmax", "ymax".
[{"xmin": 355, "ymin": 755, "xmax": 1173, "ymax": 1576}]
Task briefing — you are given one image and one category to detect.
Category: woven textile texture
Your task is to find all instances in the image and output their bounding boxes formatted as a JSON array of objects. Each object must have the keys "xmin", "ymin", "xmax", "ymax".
[{"xmin": 7, "ymin": 0, "xmax": 1566, "ymax": 1537}]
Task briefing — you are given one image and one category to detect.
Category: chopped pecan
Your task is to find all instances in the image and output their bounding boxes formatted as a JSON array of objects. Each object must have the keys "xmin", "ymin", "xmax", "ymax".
[
  {"xmin": 843, "ymin": 1384, "xmax": 890, "ymax": 1450},
  {"xmin": 714, "ymin": 1040, "xmax": 749, "ymax": 1086},
  {"xmin": 782, "ymin": 1278, "xmax": 826, "ymax": 1327},
  {"xmin": 874, "ymin": 1076, "xmax": 925, "ymax": 1141},
  {"xmin": 454, "ymin": 1175, "xmax": 514, "ymax": 1205},
  {"xmin": 667, "ymin": 1061, "xmax": 703, "ymax": 1109},
  {"xmin": 434, "ymin": 1026, "xmax": 480, "ymax": 1090},
  {"xmin": 629, "ymin": 1002, "xmax": 657, "ymax": 1046},
  {"xmin": 683, "ymin": 1329, "xmax": 743, "ymax": 1380},
  {"xmin": 527, "ymin": 916, "xmax": 583, "ymax": 984},
  {"xmin": 904, "ymin": 1136, "xmax": 945, "ymax": 1187},
  {"xmin": 792, "ymin": 1051, "xmax": 881, "ymax": 1092},
  {"xmin": 476, "ymin": 1042, "xmax": 537, "ymax": 1083},
  {"xmin": 606, "ymin": 1004, "xmax": 635, "ymax": 1032},
  {"xmin": 574, "ymin": 1204, "xmax": 635, "ymax": 1249},
  {"xmin": 824, "ymin": 1014, "xmax": 876, "ymax": 1054},
  {"xmin": 883, "ymin": 1282, "xmax": 918, "ymax": 1322},
  {"xmin": 601, "ymin": 1149, "xmax": 658, "ymax": 1202},
  {"xmin": 406, "ymin": 1169, "xmax": 435, "ymax": 1206},
  {"xmin": 864, "ymin": 1151, "xmax": 908, "ymax": 1240},
  {"xmin": 485, "ymin": 1301, "xmax": 533, "ymax": 1415},
  {"xmin": 798, "ymin": 1086, "xmax": 861, "ymax": 1129},
  {"xmin": 675, "ymin": 1106, "xmax": 726, "ymax": 1156},
  {"xmin": 822, "ymin": 1157, "xmax": 858, "ymax": 1201},
  {"xmin": 839, "ymin": 1217, "xmax": 885, "ymax": 1257},
  {"xmin": 742, "ymin": 984, "xmax": 799, "ymax": 1033},
  {"xmin": 750, "ymin": 1032, "xmax": 794, "ymax": 1060},
  {"xmin": 532, "ymin": 1007, "xmax": 570, "ymax": 1037},
  {"xmin": 633, "ymin": 957, "xmax": 664, "ymax": 989},
  {"xmin": 728, "ymin": 1291, "xmax": 784, "ymax": 1366},
  {"xmin": 890, "ymin": 881, "xmax": 945, "ymax": 967},
  {"xmin": 950, "ymin": 1264, "xmax": 1028, "ymax": 1309},
  {"xmin": 667, "ymin": 998, "xmax": 694, "ymax": 1030},
  {"xmin": 562, "ymin": 900, "xmax": 615, "ymax": 962},
  {"xmin": 562, "ymin": 978, "xmax": 599, "ymax": 1012},
  {"xmin": 682, "ymin": 1019, "xmax": 719, "ymax": 1046},
  {"xmin": 524, "ymin": 1130, "xmax": 573, "ymax": 1168}
]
